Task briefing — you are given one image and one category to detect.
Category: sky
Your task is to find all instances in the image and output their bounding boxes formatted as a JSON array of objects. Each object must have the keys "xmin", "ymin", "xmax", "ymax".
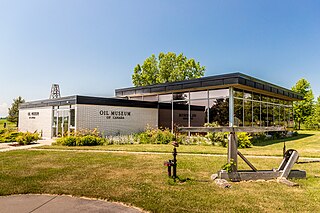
[{"xmin": 0, "ymin": 0, "xmax": 320, "ymax": 117}]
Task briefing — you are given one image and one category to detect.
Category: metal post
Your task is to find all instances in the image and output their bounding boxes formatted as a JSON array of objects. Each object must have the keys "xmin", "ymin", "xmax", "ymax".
[
  {"xmin": 172, "ymin": 147, "xmax": 177, "ymax": 180},
  {"xmin": 229, "ymin": 87, "xmax": 234, "ymax": 127},
  {"xmin": 207, "ymin": 89, "xmax": 210, "ymax": 123},
  {"xmin": 188, "ymin": 92, "xmax": 190, "ymax": 137},
  {"xmin": 171, "ymin": 93, "xmax": 174, "ymax": 133}
]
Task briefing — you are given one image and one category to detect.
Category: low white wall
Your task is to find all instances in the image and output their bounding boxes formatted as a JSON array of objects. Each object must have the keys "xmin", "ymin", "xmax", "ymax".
[
  {"xmin": 18, "ymin": 106, "xmax": 53, "ymax": 138},
  {"xmin": 76, "ymin": 104, "xmax": 158, "ymax": 136}
]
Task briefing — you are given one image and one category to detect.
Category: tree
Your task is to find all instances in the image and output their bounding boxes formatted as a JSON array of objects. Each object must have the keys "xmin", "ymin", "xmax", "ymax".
[
  {"xmin": 132, "ymin": 52, "xmax": 205, "ymax": 86},
  {"xmin": 291, "ymin": 79, "xmax": 314, "ymax": 129},
  {"xmin": 7, "ymin": 96, "xmax": 25, "ymax": 126},
  {"xmin": 306, "ymin": 96, "xmax": 320, "ymax": 129}
]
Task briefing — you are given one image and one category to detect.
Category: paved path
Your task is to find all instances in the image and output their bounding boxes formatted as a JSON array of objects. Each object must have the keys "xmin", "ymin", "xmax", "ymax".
[
  {"xmin": 0, "ymin": 194, "xmax": 142, "ymax": 213},
  {"xmin": 29, "ymin": 148, "xmax": 320, "ymax": 161},
  {"xmin": 0, "ymin": 139, "xmax": 54, "ymax": 152}
]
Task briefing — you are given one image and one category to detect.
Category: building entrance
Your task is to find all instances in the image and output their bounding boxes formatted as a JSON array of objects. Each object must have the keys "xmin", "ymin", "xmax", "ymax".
[{"xmin": 52, "ymin": 109, "xmax": 71, "ymax": 137}]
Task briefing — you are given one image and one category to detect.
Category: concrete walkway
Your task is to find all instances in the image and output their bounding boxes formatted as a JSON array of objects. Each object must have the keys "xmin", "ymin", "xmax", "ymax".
[
  {"xmin": 0, "ymin": 139, "xmax": 54, "ymax": 152},
  {"xmin": 0, "ymin": 194, "xmax": 142, "ymax": 213}
]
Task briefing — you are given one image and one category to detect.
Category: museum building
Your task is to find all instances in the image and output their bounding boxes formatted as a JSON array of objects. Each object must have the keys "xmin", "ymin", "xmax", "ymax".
[{"xmin": 18, "ymin": 73, "xmax": 303, "ymax": 138}]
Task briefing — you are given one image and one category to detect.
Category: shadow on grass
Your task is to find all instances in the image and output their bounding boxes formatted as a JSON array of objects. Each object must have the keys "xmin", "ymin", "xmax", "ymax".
[{"xmin": 253, "ymin": 134, "xmax": 314, "ymax": 147}]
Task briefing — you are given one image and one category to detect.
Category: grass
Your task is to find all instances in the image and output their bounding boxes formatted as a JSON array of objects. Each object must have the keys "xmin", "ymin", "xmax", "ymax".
[
  {"xmin": 1, "ymin": 150, "xmax": 320, "ymax": 212},
  {"xmin": 39, "ymin": 131, "xmax": 320, "ymax": 158},
  {"xmin": 0, "ymin": 119, "xmax": 17, "ymax": 131}
]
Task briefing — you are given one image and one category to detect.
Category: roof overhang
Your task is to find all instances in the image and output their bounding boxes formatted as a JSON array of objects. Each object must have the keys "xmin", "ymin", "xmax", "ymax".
[{"xmin": 115, "ymin": 72, "xmax": 303, "ymax": 101}]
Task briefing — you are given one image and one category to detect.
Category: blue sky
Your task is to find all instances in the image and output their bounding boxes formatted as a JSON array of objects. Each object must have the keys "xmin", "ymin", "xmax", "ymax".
[{"xmin": 0, "ymin": 0, "xmax": 320, "ymax": 116}]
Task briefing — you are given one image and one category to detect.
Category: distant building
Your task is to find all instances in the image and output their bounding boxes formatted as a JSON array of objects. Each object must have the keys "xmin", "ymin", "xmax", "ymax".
[{"xmin": 19, "ymin": 73, "xmax": 302, "ymax": 138}]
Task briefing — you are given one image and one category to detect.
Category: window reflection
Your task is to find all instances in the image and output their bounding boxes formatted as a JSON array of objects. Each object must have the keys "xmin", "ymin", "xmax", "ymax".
[
  {"xmin": 209, "ymin": 98, "xmax": 229, "ymax": 126},
  {"xmin": 156, "ymin": 88, "xmax": 293, "ymax": 129},
  {"xmin": 209, "ymin": 89, "xmax": 229, "ymax": 99}
]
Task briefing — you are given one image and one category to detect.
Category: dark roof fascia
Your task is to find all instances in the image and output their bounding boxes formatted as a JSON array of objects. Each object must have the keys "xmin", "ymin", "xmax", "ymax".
[
  {"xmin": 20, "ymin": 95, "xmax": 159, "ymax": 109},
  {"xmin": 114, "ymin": 72, "xmax": 303, "ymax": 101},
  {"xmin": 19, "ymin": 96, "xmax": 77, "ymax": 109},
  {"xmin": 75, "ymin": 96, "xmax": 158, "ymax": 108}
]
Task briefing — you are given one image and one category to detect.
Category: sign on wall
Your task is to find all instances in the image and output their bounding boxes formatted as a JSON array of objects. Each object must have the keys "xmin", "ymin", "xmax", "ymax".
[{"xmin": 99, "ymin": 110, "xmax": 131, "ymax": 119}]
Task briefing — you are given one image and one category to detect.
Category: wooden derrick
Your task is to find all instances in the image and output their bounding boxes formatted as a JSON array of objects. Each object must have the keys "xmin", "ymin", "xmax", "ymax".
[{"xmin": 178, "ymin": 126, "xmax": 306, "ymax": 182}]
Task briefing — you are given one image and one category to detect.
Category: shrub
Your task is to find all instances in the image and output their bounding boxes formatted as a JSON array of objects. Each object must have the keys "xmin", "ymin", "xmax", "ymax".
[
  {"xmin": 185, "ymin": 134, "xmax": 212, "ymax": 145},
  {"xmin": 15, "ymin": 132, "xmax": 40, "ymax": 145},
  {"xmin": 134, "ymin": 127, "xmax": 175, "ymax": 144},
  {"xmin": 55, "ymin": 135, "xmax": 105, "ymax": 146},
  {"xmin": 204, "ymin": 122, "xmax": 228, "ymax": 147},
  {"xmin": 237, "ymin": 132, "xmax": 252, "ymax": 148},
  {"xmin": 77, "ymin": 135, "xmax": 104, "ymax": 146},
  {"xmin": 55, "ymin": 136, "xmax": 77, "ymax": 146}
]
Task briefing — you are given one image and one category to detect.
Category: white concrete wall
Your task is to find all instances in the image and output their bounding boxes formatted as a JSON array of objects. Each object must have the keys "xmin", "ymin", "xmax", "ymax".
[
  {"xmin": 76, "ymin": 104, "xmax": 158, "ymax": 135},
  {"xmin": 18, "ymin": 107, "xmax": 53, "ymax": 138}
]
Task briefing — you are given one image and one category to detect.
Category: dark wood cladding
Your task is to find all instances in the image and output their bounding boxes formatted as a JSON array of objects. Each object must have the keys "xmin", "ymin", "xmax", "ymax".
[{"xmin": 115, "ymin": 72, "xmax": 303, "ymax": 101}]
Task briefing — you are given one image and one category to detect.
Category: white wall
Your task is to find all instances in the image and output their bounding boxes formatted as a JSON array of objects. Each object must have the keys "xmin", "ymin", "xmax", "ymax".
[
  {"xmin": 76, "ymin": 104, "xmax": 158, "ymax": 135},
  {"xmin": 18, "ymin": 107, "xmax": 53, "ymax": 138}
]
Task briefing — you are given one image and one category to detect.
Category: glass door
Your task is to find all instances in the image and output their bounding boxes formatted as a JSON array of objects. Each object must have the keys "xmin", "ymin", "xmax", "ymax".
[{"xmin": 52, "ymin": 109, "xmax": 70, "ymax": 137}]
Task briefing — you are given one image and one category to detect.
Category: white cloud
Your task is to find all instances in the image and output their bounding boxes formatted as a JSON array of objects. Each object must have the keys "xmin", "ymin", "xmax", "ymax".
[{"xmin": 0, "ymin": 103, "xmax": 8, "ymax": 117}]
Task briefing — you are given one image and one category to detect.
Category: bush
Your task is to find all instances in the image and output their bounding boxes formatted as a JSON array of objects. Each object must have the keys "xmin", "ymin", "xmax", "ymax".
[
  {"xmin": 204, "ymin": 122, "xmax": 228, "ymax": 147},
  {"xmin": 237, "ymin": 132, "xmax": 252, "ymax": 148},
  {"xmin": 55, "ymin": 135, "xmax": 105, "ymax": 146},
  {"xmin": 16, "ymin": 132, "xmax": 40, "ymax": 145},
  {"xmin": 134, "ymin": 127, "xmax": 175, "ymax": 144},
  {"xmin": 77, "ymin": 135, "xmax": 104, "ymax": 146}
]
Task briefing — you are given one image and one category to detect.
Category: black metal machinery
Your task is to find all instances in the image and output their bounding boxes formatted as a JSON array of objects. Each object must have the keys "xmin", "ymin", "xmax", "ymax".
[{"xmin": 164, "ymin": 141, "xmax": 179, "ymax": 181}]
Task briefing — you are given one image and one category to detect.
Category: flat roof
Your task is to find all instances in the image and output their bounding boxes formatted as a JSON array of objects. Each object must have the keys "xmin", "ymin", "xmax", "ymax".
[
  {"xmin": 115, "ymin": 72, "xmax": 303, "ymax": 101},
  {"xmin": 20, "ymin": 95, "xmax": 158, "ymax": 109}
]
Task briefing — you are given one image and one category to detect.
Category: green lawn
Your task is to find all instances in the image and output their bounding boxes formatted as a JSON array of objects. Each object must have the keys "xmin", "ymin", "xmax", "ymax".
[
  {"xmin": 39, "ymin": 131, "xmax": 320, "ymax": 158},
  {"xmin": 1, "ymin": 150, "xmax": 320, "ymax": 212},
  {"xmin": 0, "ymin": 119, "xmax": 17, "ymax": 131}
]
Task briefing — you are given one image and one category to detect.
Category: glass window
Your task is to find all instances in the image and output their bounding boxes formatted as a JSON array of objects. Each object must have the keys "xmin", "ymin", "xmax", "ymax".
[
  {"xmin": 267, "ymin": 104, "xmax": 273, "ymax": 127},
  {"xmin": 173, "ymin": 92, "xmax": 189, "ymax": 101},
  {"xmin": 143, "ymin": 95, "xmax": 158, "ymax": 102},
  {"xmin": 244, "ymin": 99, "xmax": 252, "ymax": 126},
  {"xmin": 208, "ymin": 98, "xmax": 229, "ymax": 126},
  {"xmin": 262, "ymin": 95, "xmax": 269, "ymax": 103},
  {"xmin": 190, "ymin": 99, "xmax": 208, "ymax": 127},
  {"xmin": 252, "ymin": 101, "xmax": 260, "ymax": 126},
  {"xmin": 288, "ymin": 107, "xmax": 294, "ymax": 128},
  {"xmin": 70, "ymin": 109, "xmax": 75, "ymax": 127},
  {"xmin": 209, "ymin": 89, "xmax": 229, "ymax": 99},
  {"xmin": 261, "ymin": 102, "xmax": 268, "ymax": 127},
  {"xmin": 234, "ymin": 89, "xmax": 243, "ymax": 98},
  {"xmin": 158, "ymin": 103, "xmax": 172, "ymax": 129},
  {"xmin": 244, "ymin": 91, "xmax": 252, "ymax": 100},
  {"xmin": 190, "ymin": 90, "xmax": 208, "ymax": 100},
  {"xmin": 173, "ymin": 101, "xmax": 189, "ymax": 127},
  {"xmin": 253, "ymin": 93, "xmax": 261, "ymax": 101},
  {"xmin": 279, "ymin": 105, "xmax": 286, "ymax": 126},
  {"xmin": 234, "ymin": 98, "xmax": 243, "ymax": 126},
  {"xmin": 273, "ymin": 105, "xmax": 280, "ymax": 126},
  {"xmin": 130, "ymin": 96, "xmax": 142, "ymax": 101},
  {"xmin": 159, "ymin": 94, "xmax": 172, "ymax": 102}
]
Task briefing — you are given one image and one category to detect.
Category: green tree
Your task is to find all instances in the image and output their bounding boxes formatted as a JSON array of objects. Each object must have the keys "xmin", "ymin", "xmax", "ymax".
[
  {"xmin": 308, "ymin": 96, "xmax": 320, "ymax": 129},
  {"xmin": 292, "ymin": 79, "xmax": 314, "ymax": 129},
  {"xmin": 7, "ymin": 96, "xmax": 25, "ymax": 126},
  {"xmin": 132, "ymin": 52, "xmax": 205, "ymax": 86}
]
